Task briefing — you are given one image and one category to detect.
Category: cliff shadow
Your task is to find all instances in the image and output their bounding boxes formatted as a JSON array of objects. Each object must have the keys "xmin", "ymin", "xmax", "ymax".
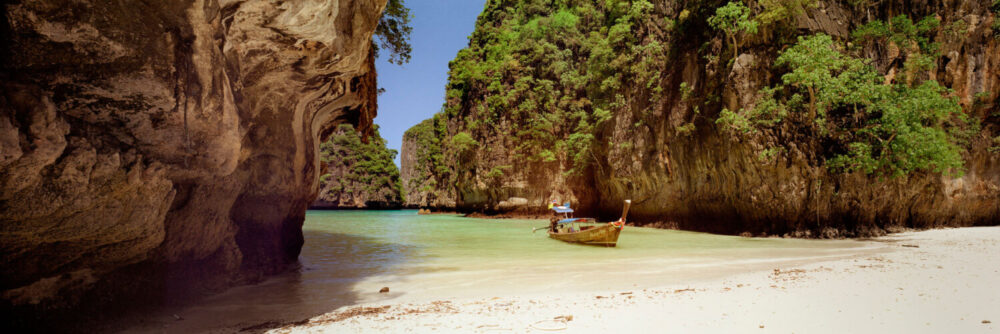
[
  {"xmin": 6, "ymin": 230, "xmax": 414, "ymax": 333},
  {"xmin": 150, "ymin": 229, "xmax": 416, "ymax": 333}
]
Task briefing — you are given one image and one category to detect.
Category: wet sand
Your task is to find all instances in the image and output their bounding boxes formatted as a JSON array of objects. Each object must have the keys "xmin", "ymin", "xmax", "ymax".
[{"xmin": 270, "ymin": 227, "xmax": 1000, "ymax": 333}]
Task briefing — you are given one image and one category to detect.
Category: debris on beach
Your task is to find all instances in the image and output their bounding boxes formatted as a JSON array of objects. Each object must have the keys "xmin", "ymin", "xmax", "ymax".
[
  {"xmin": 770, "ymin": 268, "xmax": 808, "ymax": 282},
  {"xmin": 380, "ymin": 287, "xmax": 390, "ymax": 293},
  {"xmin": 308, "ymin": 305, "xmax": 392, "ymax": 326}
]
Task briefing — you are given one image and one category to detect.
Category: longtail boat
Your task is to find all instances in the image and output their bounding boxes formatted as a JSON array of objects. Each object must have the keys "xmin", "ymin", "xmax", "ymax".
[{"xmin": 537, "ymin": 200, "xmax": 631, "ymax": 247}]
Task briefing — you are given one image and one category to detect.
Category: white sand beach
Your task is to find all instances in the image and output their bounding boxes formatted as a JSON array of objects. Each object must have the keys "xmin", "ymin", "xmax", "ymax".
[{"xmin": 268, "ymin": 227, "xmax": 1000, "ymax": 333}]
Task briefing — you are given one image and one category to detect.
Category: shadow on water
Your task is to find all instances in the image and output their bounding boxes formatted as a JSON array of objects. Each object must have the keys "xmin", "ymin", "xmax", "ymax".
[{"xmin": 108, "ymin": 230, "xmax": 416, "ymax": 333}]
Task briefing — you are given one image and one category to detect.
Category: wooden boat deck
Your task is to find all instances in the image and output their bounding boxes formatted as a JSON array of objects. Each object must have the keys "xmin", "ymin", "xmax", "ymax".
[{"xmin": 548, "ymin": 222, "xmax": 622, "ymax": 247}]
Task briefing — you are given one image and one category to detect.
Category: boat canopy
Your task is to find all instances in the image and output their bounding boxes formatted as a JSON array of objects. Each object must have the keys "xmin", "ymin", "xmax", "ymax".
[
  {"xmin": 557, "ymin": 218, "xmax": 596, "ymax": 224},
  {"xmin": 551, "ymin": 202, "xmax": 574, "ymax": 213}
]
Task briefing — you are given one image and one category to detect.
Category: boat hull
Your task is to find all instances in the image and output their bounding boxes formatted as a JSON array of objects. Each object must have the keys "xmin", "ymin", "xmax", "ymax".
[{"xmin": 548, "ymin": 223, "xmax": 622, "ymax": 247}]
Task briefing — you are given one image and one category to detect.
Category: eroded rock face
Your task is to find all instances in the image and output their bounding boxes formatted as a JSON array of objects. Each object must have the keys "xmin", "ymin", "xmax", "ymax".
[
  {"xmin": 592, "ymin": 1, "xmax": 1000, "ymax": 236},
  {"xmin": 400, "ymin": 117, "xmax": 456, "ymax": 209},
  {"xmin": 1, "ymin": 0, "xmax": 384, "ymax": 314}
]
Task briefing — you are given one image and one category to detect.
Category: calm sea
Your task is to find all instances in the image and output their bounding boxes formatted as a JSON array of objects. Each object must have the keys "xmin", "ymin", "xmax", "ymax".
[{"xmin": 122, "ymin": 210, "xmax": 878, "ymax": 332}]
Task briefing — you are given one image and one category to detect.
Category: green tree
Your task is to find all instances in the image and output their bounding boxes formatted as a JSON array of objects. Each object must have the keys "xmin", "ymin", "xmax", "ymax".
[
  {"xmin": 707, "ymin": 1, "xmax": 759, "ymax": 57},
  {"xmin": 450, "ymin": 132, "xmax": 479, "ymax": 152},
  {"xmin": 718, "ymin": 33, "xmax": 969, "ymax": 177},
  {"xmin": 374, "ymin": 0, "xmax": 413, "ymax": 65},
  {"xmin": 772, "ymin": 34, "xmax": 877, "ymax": 132},
  {"xmin": 828, "ymin": 80, "xmax": 966, "ymax": 176}
]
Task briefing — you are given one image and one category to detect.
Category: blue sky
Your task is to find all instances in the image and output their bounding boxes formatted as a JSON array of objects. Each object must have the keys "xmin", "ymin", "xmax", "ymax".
[{"xmin": 373, "ymin": 0, "xmax": 488, "ymax": 167}]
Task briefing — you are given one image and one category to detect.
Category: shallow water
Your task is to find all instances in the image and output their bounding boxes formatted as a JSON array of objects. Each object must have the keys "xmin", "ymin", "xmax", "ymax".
[{"xmin": 125, "ymin": 210, "xmax": 879, "ymax": 332}]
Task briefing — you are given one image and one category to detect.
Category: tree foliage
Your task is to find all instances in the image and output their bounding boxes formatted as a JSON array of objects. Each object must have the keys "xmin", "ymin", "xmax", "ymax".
[
  {"xmin": 707, "ymin": 1, "xmax": 759, "ymax": 57},
  {"xmin": 827, "ymin": 80, "xmax": 966, "ymax": 176},
  {"xmin": 442, "ymin": 0, "xmax": 665, "ymax": 176},
  {"xmin": 773, "ymin": 34, "xmax": 876, "ymax": 130},
  {"xmin": 450, "ymin": 132, "xmax": 479, "ymax": 152},
  {"xmin": 718, "ymin": 32, "xmax": 970, "ymax": 177},
  {"xmin": 374, "ymin": 0, "xmax": 413, "ymax": 65},
  {"xmin": 320, "ymin": 124, "xmax": 403, "ymax": 203},
  {"xmin": 852, "ymin": 15, "xmax": 941, "ymax": 83}
]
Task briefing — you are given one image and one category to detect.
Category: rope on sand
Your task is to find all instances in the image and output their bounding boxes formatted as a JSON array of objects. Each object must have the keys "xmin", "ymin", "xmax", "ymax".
[{"xmin": 529, "ymin": 319, "xmax": 568, "ymax": 331}]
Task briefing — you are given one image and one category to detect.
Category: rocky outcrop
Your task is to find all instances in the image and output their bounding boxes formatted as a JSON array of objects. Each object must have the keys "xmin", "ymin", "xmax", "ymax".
[
  {"xmin": 400, "ymin": 123, "xmax": 422, "ymax": 207},
  {"xmin": 401, "ymin": 116, "xmax": 456, "ymax": 208},
  {"xmin": 592, "ymin": 0, "xmax": 1000, "ymax": 236},
  {"xmin": 312, "ymin": 124, "xmax": 403, "ymax": 209},
  {"xmin": 402, "ymin": 0, "xmax": 1000, "ymax": 235},
  {"xmin": 1, "ymin": 0, "xmax": 385, "ymax": 319}
]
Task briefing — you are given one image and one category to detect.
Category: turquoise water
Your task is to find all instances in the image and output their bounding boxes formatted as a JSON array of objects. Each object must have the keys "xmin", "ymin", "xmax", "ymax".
[
  {"xmin": 127, "ymin": 210, "xmax": 877, "ymax": 332},
  {"xmin": 300, "ymin": 211, "xmax": 875, "ymax": 299},
  {"xmin": 303, "ymin": 210, "xmax": 866, "ymax": 273}
]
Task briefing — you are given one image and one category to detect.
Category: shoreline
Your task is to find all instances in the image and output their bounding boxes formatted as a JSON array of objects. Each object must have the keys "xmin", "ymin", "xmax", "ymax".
[
  {"xmin": 409, "ymin": 209, "xmax": 927, "ymax": 239},
  {"xmin": 267, "ymin": 226, "xmax": 1000, "ymax": 333},
  {"xmin": 316, "ymin": 208, "xmax": 949, "ymax": 240}
]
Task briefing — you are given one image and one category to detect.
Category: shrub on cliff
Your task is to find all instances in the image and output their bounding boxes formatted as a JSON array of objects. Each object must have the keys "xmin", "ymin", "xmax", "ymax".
[
  {"xmin": 708, "ymin": 0, "xmax": 816, "ymax": 61},
  {"xmin": 707, "ymin": 1, "xmax": 758, "ymax": 57},
  {"xmin": 718, "ymin": 32, "xmax": 970, "ymax": 177}
]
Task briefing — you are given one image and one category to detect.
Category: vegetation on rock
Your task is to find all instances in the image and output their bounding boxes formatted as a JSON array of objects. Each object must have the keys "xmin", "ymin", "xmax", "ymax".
[
  {"xmin": 718, "ymin": 19, "xmax": 971, "ymax": 177},
  {"xmin": 402, "ymin": 115, "xmax": 455, "ymax": 207},
  {"xmin": 994, "ymin": 0, "xmax": 1000, "ymax": 39},
  {"xmin": 707, "ymin": 1, "xmax": 758, "ymax": 57},
  {"xmin": 402, "ymin": 0, "xmax": 999, "ymax": 236},
  {"xmin": 316, "ymin": 124, "xmax": 403, "ymax": 208},
  {"xmin": 443, "ymin": 0, "xmax": 663, "ymax": 176}
]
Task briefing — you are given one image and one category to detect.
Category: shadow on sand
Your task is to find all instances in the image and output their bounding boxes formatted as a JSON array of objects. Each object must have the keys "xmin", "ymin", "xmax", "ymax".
[{"xmin": 224, "ymin": 229, "xmax": 417, "ymax": 333}]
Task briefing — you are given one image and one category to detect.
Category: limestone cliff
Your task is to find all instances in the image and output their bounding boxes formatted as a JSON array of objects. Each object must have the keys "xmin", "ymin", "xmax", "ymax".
[
  {"xmin": 1, "ymin": 0, "xmax": 385, "ymax": 320},
  {"xmin": 401, "ymin": 116, "xmax": 456, "ymax": 208},
  {"xmin": 402, "ymin": 0, "xmax": 1000, "ymax": 235},
  {"xmin": 312, "ymin": 124, "xmax": 403, "ymax": 209}
]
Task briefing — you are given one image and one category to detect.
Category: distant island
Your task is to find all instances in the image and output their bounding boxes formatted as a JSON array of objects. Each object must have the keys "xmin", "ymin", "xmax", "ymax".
[{"xmin": 312, "ymin": 124, "xmax": 404, "ymax": 210}]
